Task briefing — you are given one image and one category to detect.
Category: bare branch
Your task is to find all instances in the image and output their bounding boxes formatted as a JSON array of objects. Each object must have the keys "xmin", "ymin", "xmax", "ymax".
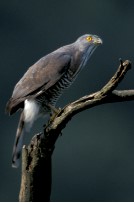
[
  {"xmin": 105, "ymin": 89, "xmax": 134, "ymax": 103},
  {"xmin": 45, "ymin": 60, "xmax": 132, "ymax": 133},
  {"xmin": 19, "ymin": 59, "xmax": 134, "ymax": 202}
]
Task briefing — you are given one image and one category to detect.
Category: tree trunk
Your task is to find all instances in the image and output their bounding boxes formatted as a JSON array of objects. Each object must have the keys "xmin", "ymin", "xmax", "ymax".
[{"xmin": 19, "ymin": 133, "xmax": 54, "ymax": 202}]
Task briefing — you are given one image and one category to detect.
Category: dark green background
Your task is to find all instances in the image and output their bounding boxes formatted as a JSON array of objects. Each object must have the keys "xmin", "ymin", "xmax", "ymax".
[{"xmin": 1, "ymin": 0, "xmax": 134, "ymax": 201}]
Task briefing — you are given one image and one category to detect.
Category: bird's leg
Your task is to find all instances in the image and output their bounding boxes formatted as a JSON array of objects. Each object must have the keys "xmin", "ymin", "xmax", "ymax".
[
  {"xmin": 47, "ymin": 104, "xmax": 61, "ymax": 114},
  {"xmin": 47, "ymin": 104, "xmax": 61, "ymax": 122},
  {"xmin": 43, "ymin": 104, "xmax": 61, "ymax": 131}
]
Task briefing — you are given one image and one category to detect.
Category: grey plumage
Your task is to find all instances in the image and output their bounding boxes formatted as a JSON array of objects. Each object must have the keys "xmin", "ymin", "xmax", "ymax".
[{"xmin": 6, "ymin": 34, "xmax": 102, "ymax": 167}]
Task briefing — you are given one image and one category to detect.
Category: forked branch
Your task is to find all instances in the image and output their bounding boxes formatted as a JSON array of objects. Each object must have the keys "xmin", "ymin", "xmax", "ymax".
[
  {"xmin": 45, "ymin": 60, "xmax": 132, "ymax": 133},
  {"xmin": 19, "ymin": 59, "xmax": 133, "ymax": 202}
]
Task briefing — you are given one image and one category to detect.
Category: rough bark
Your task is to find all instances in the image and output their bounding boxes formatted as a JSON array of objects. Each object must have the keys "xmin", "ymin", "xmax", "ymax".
[
  {"xmin": 19, "ymin": 59, "xmax": 134, "ymax": 201},
  {"xmin": 19, "ymin": 134, "xmax": 54, "ymax": 202}
]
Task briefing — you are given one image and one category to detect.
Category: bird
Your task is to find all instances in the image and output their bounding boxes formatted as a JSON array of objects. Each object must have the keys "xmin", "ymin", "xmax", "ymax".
[{"xmin": 6, "ymin": 34, "xmax": 102, "ymax": 168}]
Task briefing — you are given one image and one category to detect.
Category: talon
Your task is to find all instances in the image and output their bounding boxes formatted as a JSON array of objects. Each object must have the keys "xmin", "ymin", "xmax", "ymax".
[
  {"xmin": 47, "ymin": 104, "xmax": 61, "ymax": 114},
  {"xmin": 50, "ymin": 110, "xmax": 60, "ymax": 122},
  {"xmin": 46, "ymin": 104, "xmax": 61, "ymax": 122}
]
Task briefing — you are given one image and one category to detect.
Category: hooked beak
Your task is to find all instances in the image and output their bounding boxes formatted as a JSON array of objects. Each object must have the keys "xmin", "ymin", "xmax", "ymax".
[{"xmin": 94, "ymin": 37, "xmax": 103, "ymax": 45}]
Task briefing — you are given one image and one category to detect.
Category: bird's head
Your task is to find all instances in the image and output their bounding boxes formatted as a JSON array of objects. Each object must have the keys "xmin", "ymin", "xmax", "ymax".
[
  {"xmin": 75, "ymin": 34, "xmax": 102, "ymax": 52},
  {"xmin": 74, "ymin": 34, "xmax": 102, "ymax": 66}
]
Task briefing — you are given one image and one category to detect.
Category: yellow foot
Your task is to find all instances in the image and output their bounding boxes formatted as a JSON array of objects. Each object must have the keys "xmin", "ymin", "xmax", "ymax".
[
  {"xmin": 50, "ymin": 107, "xmax": 61, "ymax": 122},
  {"xmin": 47, "ymin": 104, "xmax": 61, "ymax": 114},
  {"xmin": 47, "ymin": 104, "xmax": 61, "ymax": 121},
  {"xmin": 43, "ymin": 104, "xmax": 61, "ymax": 131}
]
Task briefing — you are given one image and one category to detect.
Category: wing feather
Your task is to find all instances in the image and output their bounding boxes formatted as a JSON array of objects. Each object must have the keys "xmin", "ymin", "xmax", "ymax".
[{"xmin": 6, "ymin": 52, "xmax": 71, "ymax": 114}]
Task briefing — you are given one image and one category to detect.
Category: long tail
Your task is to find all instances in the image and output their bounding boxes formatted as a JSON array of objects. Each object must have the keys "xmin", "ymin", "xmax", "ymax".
[
  {"xmin": 12, "ymin": 112, "xmax": 25, "ymax": 168},
  {"xmin": 12, "ymin": 99, "xmax": 40, "ymax": 168}
]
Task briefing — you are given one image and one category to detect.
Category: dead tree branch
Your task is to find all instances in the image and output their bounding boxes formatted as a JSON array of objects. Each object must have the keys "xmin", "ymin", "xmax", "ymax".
[{"xmin": 19, "ymin": 59, "xmax": 133, "ymax": 201}]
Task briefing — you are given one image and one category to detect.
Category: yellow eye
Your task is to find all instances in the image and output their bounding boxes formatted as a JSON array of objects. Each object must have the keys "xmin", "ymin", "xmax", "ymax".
[{"xmin": 86, "ymin": 36, "xmax": 92, "ymax": 42}]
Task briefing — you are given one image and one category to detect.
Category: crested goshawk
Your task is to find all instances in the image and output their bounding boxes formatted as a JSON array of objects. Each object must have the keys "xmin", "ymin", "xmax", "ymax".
[{"xmin": 6, "ymin": 34, "xmax": 102, "ymax": 167}]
